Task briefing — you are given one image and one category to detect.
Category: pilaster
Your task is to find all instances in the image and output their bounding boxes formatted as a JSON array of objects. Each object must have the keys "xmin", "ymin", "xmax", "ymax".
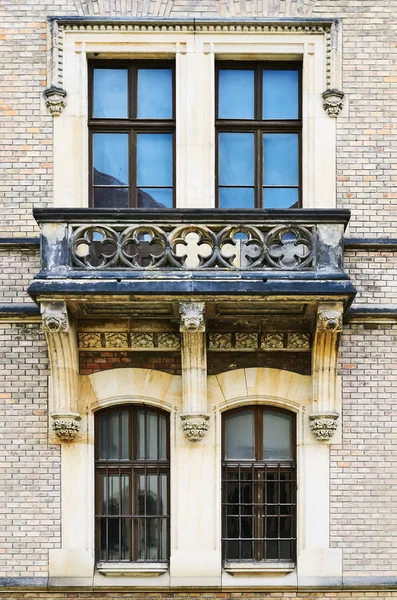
[
  {"xmin": 41, "ymin": 301, "xmax": 81, "ymax": 441},
  {"xmin": 310, "ymin": 302, "xmax": 343, "ymax": 441}
]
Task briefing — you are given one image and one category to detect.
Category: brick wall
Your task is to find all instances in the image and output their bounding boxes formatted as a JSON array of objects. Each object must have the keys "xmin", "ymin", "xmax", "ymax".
[
  {"xmin": 0, "ymin": 324, "xmax": 60, "ymax": 579},
  {"xmin": 345, "ymin": 250, "xmax": 397, "ymax": 305},
  {"xmin": 331, "ymin": 324, "xmax": 397, "ymax": 576},
  {"xmin": 0, "ymin": 249, "xmax": 39, "ymax": 303},
  {"xmin": 79, "ymin": 350, "xmax": 182, "ymax": 375}
]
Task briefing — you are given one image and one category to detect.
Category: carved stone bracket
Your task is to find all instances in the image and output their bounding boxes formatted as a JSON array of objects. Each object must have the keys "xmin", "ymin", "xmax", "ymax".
[
  {"xmin": 43, "ymin": 86, "xmax": 67, "ymax": 116},
  {"xmin": 52, "ymin": 413, "xmax": 81, "ymax": 442},
  {"xmin": 311, "ymin": 303, "xmax": 343, "ymax": 442},
  {"xmin": 41, "ymin": 301, "xmax": 69, "ymax": 332},
  {"xmin": 180, "ymin": 414, "xmax": 210, "ymax": 442},
  {"xmin": 180, "ymin": 302, "xmax": 205, "ymax": 332},
  {"xmin": 309, "ymin": 413, "xmax": 339, "ymax": 442},
  {"xmin": 179, "ymin": 302, "xmax": 208, "ymax": 441},
  {"xmin": 41, "ymin": 301, "xmax": 81, "ymax": 443},
  {"xmin": 322, "ymin": 89, "xmax": 344, "ymax": 117}
]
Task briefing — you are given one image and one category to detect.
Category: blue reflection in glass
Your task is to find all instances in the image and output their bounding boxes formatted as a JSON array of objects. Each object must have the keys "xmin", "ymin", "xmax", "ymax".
[
  {"xmin": 93, "ymin": 69, "xmax": 128, "ymax": 118},
  {"xmin": 137, "ymin": 134, "xmax": 172, "ymax": 187},
  {"xmin": 219, "ymin": 133, "xmax": 254, "ymax": 185},
  {"xmin": 138, "ymin": 188, "xmax": 173, "ymax": 209},
  {"xmin": 94, "ymin": 188, "xmax": 129, "ymax": 209},
  {"xmin": 263, "ymin": 134, "xmax": 298, "ymax": 186},
  {"xmin": 219, "ymin": 188, "xmax": 254, "ymax": 209},
  {"xmin": 263, "ymin": 188, "xmax": 299, "ymax": 209},
  {"xmin": 263, "ymin": 70, "xmax": 299, "ymax": 119},
  {"xmin": 138, "ymin": 69, "xmax": 173, "ymax": 119},
  {"xmin": 93, "ymin": 133, "xmax": 129, "ymax": 185},
  {"xmin": 218, "ymin": 70, "xmax": 255, "ymax": 119}
]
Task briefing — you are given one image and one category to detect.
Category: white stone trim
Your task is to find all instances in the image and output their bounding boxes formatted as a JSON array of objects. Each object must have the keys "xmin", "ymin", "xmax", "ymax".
[{"xmin": 50, "ymin": 19, "xmax": 341, "ymax": 210}]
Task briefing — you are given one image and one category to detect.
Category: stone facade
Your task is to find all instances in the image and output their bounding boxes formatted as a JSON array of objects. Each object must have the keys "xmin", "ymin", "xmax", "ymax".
[{"xmin": 0, "ymin": 0, "xmax": 396, "ymax": 596}]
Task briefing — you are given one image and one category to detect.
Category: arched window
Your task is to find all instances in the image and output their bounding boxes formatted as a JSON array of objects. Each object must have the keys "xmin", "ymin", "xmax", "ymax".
[
  {"xmin": 222, "ymin": 407, "xmax": 296, "ymax": 563},
  {"xmin": 95, "ymin": 405, "xmax": 170, "ymax": 563}
]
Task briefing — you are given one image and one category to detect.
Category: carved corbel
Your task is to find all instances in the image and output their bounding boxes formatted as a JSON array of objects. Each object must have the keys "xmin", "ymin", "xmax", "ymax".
[
  {"xmin": 179, "ymin": 302, "xmax": 209, "ymax": 442},
  {"xmin": 41, "ymin": 302, "xmax": 80, "ymax": 442},
  {"xmin": 310, "ymin": 303, "xmax": 343, "ymax": 441},
  {"xmin": 322, "ymin": 89, "xmax": 344, "ymax": 117},
  {"xmin": 43, "ymin": 86, "xmax": 67, "ymax": 117}
]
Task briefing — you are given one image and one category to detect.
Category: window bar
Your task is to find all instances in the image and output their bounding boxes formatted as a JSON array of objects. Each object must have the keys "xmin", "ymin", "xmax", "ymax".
[
  {"xmin": 238, "ymin": 462, "xmax": 241, "ymax": 562},
  {"xmin": 264, "ymin": 461, "xmax": 267, "ymax": 561},
  {"xmin": 118, "ymin": 410, "xmax": 121, "ymax": 561},
  {"xmin": 277, "ymin": 463, "xmax": 281, "ymax": 561},
  {"xmin": 251, "ymin": 463, "xmax": 255, "ymax": 561}
]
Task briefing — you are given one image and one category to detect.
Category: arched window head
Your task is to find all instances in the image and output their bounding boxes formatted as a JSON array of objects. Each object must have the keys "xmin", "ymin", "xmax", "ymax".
[
  {"xmin": 95, "ymin": 405, "xmax": 170, "ymax": 563},
  {"xmin": 222, "ymin": 406, "xmax": 296, "ymax": 563}
]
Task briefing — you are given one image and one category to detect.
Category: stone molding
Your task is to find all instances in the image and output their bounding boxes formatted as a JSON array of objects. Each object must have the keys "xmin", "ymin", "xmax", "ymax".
[
  {"xmin": 180, "ymin": 413, "xmax": 210, "ymax": 442},
  {"xmin": 322, "ymin": 89, "xmax": 344, "ymax": 117},
  {"xmin": 51, "ymin": 413, "xmax": 81, "ymax": 442},
  {"xmin": 309, "ymin": 413, "xmax": 339, "ymax": 441},
  {"xmin": 43, "ymin": 86, "xmax": 67, "ymax": 117},
  {"xmin": 317, "ymin": 308, "xmax": 343, "ymax": 333},
  {"xmin": 41, "ymin": 301, "xmax": 69, "ymax": 332},
  {"xmin": 180, "ymin": 302, "xmax": 205, "ymax": 333}
]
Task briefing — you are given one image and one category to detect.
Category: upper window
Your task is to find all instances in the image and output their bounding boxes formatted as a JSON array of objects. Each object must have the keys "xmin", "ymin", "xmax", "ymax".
[
  {"xmin": 216, "ymin": 63, "xmax": 302, "ymax": 209},
  {"xmin": 222, "ymin": 407, "xmax": 296, "ymax": 563},
  {"xmin": 95, "ymin": 405, "xmax": 170, "ymax": 563},
  {"xmin": 89, "ymin": 61, "xmax": 175, "ymax": 209}
]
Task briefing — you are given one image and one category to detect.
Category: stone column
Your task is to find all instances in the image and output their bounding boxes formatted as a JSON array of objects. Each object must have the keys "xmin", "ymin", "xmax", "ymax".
[
  {"xmin": 41, "ymin": 301, "xmax": 81, "ymax": 441},
  {"xmin": 179, "ymin": 302, "xmax": 209, "ymax": 441},
  {"xmin": 310, "ymin": 302, "xmax": 343, "ymax": 441}
]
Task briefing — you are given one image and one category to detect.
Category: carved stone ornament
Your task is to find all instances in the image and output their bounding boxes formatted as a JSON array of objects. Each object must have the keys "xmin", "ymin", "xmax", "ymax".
[
  {"xmin": 322, "ymin": 89, "xmax": 344, "ymax": 117},
  {"xmin": 51, "ymin": 413, "xmax": 81, "ymax": 442},
  {"xmin": 309, "ymin": 413, "xmax": 339, "ymax": 441},
  {"xmin": 180, "ymin": 414, "xmax": 210, "ymax": 442},
  {"xmin": 317, "ymin": 309, "xmax": 343, "ymax": 333},
  {"xmin": 180, "ymin": 302, "xmax": 205, "ymax": 333},
  {"xmin": 41, "ymin": 302, "xmax": 69, "ymax": 333},
  {"xmin": 43, "ymin": 86, "xmax": 67, "ymax": 116}
]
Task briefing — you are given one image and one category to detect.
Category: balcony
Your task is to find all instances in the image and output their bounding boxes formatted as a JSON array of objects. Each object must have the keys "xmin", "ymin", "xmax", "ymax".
[{"xmin": 29, "ymin": 208, "xmax": 355, "ymax": 306}]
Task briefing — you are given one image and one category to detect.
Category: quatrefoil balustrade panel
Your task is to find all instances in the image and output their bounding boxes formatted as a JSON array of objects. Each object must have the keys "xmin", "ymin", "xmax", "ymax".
[{"xmin": 30, "ymin": 208, "xmax": 354, "ymax": 300}]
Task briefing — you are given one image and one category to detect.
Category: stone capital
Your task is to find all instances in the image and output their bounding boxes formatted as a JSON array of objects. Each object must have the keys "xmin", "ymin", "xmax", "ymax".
[
  {"xmin": 180, "ymin": 302, "xmax": 205, "ymax": 333},
  {"xmin": 309, "ymin": 413, "xmax": 339, "ymax": 441},
  {"xmin": 317, "ymin": 308, "xmax": 343, "ymax": 333},
  {"xmin": 43, "ymin": 86, "xmax": 67, "ymax": 116},
  {"xmin": 51, "ymin": 413, "xmax": 81, "ymax": 442},
  {"xmin": 180, "ymin": 413, "xmax": 210, "ymax": 442},
  {"xmin": 41, "ymin": 301, "xmax": 69, "ymax": 332},
  {"xmin": 322, "ymin": 88, "xmax": 344, "ymax": 117}
]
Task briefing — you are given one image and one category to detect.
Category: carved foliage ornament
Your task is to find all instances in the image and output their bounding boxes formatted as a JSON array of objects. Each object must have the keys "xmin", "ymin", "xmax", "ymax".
[
  {"xmin": 43, "ymin": 86, "xmax": 67, "ymax": 117},
  {"xmin": 41, "ymin": 302, "xmax": 69, "ymax": 333},
  {"xmin": 317, "ymin": 309, "xmax": 343, "ymax": 333},
  {"xmin": 309, "ymin": 413, "xmax": 339, "ymax": 441},
  {"xmin": 52, "ymin": 414, "xmax": 81, "ymax": 442},
  {"xmin": 180, "ymin": 302, "xmax": 205, "ymax": 333},
  {"xmin": 180, "ymin": 414, "xmax": 210, "ymax": 442},
  {"xmin": 322, "ymin": 89, "xmax": 344, "ymax": 118}
]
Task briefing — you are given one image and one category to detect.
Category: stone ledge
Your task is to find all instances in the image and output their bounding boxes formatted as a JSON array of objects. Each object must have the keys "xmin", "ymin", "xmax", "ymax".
[{"xmin": 96, "ymin": 562, "xmax": 168, "ymax": 577}]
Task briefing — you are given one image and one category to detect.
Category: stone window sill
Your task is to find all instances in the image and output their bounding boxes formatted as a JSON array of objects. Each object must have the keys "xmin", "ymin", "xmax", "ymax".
[
  {"xmin": 223, "ymin": 562, "xmax": 295, "ymax": 576},
  {"xmin": 96, "ymin": 562, "xmax": 168, "ymax": 577}
]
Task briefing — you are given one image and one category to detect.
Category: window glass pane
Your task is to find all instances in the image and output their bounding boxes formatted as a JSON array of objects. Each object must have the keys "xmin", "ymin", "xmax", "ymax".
[
  {"xmin": 225, "ymin": 410, "xmax": 254, "ymax": 459},
  {"xmin": 137, "ymin": 134, "xmax": 172, "ymax": 187},
  {"xmin": 218, "ymin": 69, "xmax": 255, "ymax": 119},
  {"xmin": 147, "ymin": 412, "xmax": 158, "ymax": 460},
  {"xmin": 219, "ymin": 187, "xmax": 254, "ymax": 209},
  {"xmin": 159, "ymin": 415, "xmax": 167, "ymax": 460},
  {"xmin": 138, "ymin": 188, "xmax": 173, "ymax": 209},
  {"xmin": 219, "ymin": 133, "xmax": 254, "ymax": 185},
  {"xmin": 93, "ymin": 187, "xmax": 129, "ymax": 208},
  {"xmin": 263, "ymin": 188, "xmax": 299, "ymax": 209},
  {"xmin": 264, "ymin": 133, "xmax": 298, "ymax": 186},
  {"xmin": 263, "ymin": 410, "xmax": 293, "ymax": 460},
  {"xmin": 121, "ymin": 409, "xmax": 129, "ymax": 459},
  {"xmin": 93, "ymin": 133, "xmax": 129, "ymax": 185},
  {"xmin": 99, "ymin": 413, "xmax": 107, "ymax": 459},
  {"xmin": 137, "ymin": 411, "xmax": 146, "ymax": 459},
  {"xmin": 263, "ymin": 70, "xmax": 299, "ymax": 120},
  {"xmin": 108, "ymin": 410, "xmax": 120, "ymax": 460},
  {"xmin": 121, "ymin": 518, "xmax": 130, "ymax": 560},
  {"xmin": 93, "ymin": 68, "xmax": 128, "ymax": 118},
  {"xmin": 138, "ymin": 69, "xmax": 173, "ymax": 119}
]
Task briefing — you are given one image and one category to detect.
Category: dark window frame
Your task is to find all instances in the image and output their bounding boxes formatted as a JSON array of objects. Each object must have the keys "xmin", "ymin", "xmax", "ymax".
[
  {"xmin": 88, "ymin": 60, "xmax": 176, "ymax": 209},
  {"xmin": 222, "ymin": 406, "xmax": 297, "ymax": 563},
  {"xmin": 215, "ymin": 61, "xmax": 302, "ymax": 209},
  {"xmin": 95, "ymin": 404, "xmax": 170, "ymax": 563}
]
